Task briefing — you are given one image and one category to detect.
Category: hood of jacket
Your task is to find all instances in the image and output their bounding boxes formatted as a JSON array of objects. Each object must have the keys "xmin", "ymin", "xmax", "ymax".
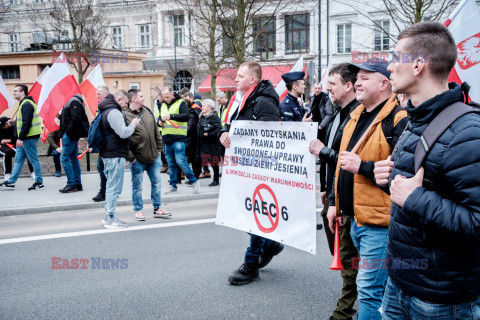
[
  {"xmin": 249, "ymin": 80, "xmax": 279, "ymax": 106},
  {"xmin": 98, "ymin": 94, "xmax": 121, "ymax": 112}
]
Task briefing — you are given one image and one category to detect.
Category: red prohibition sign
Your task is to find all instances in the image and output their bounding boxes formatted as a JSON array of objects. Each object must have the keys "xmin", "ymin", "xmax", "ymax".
[{"xmin": 252, "ymin": 183, "xmax": 279, "ymax": 233}]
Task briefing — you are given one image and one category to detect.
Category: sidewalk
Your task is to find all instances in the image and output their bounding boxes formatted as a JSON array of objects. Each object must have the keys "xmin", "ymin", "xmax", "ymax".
[{"xmin": 0, "ymin": 171, "xmax": 220, "ymax": 216}]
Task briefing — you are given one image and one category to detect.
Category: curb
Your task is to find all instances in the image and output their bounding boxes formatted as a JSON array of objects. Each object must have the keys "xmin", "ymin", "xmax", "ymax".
[{"xmin": 0, "ymin": 192, "xmax": 220, "ymax": 217}]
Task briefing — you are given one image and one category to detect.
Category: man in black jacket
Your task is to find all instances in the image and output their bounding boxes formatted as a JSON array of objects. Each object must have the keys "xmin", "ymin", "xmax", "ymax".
[
  {"xmin": 59, "ymin": 94, "xmax": 89, "ymax": 193},
  {"xmin": 183, "ymin": 91, "xmax": 202, "ymax": 179},
  {"xmin": 220, "ymin": 61, "xmax": 283, "ymax": 285},
  {"xmin": 375, "ymin": 21, "xmax": 480, "ymax": 318},
  {"xmin": 310, "ymin": 82, "xmax": 334, "ymax": 141},
  {"xmin": 309, "ymin": 63, "xmax": 360, "ymax": 320},
  {"xmin": 1, "ymin": 85, "xmax": 43, "ymax": 191}
]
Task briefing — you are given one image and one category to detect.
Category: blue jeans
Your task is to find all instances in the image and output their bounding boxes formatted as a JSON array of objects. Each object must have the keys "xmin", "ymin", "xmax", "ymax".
[
  {"xmin": 51, "ymin": 150, "xmax": 62, "ymax": 173},
  {"xmin": 8, "ymin": 138, "xmax": 43, "ymax": 184},
  {"xmin": 103, "ymin": 157, "xmax": 125, "ymax": 217},
  {"xmin": 350, "ymin": 219, "xmax": 389, "ymax": 320},
  {"xmin": 381, "ymin": 277, "xmax": 480, "ymax": 319},
  {"xmin": 60, "ymin": 134, "xmax": 81, "ymax": 185},
  {"xmin": 244, "ymin": 234, "xmax": 274, "ymax": 264},
  {"xmin": 164, "ymin": 141, "xmax": 197, "ymax": 188},
  {"xmin": 130, "ymin": 155, "xmax": 162, "ymax": 211},
  {"xmin": 97, "ymin": 156, "xmax": 106, "ymax": 194}
]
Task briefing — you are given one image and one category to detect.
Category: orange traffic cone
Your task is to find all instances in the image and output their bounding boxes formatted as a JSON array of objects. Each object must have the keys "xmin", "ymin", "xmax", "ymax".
[{"xmin": 330, "ymin": 220, "xmax": 344, "ymax": 270}]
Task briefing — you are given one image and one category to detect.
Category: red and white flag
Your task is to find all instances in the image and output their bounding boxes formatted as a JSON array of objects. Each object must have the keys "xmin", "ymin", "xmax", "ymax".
[
  {"xmin": 37, "ymin": 53, "xmax": 81, "ymax": 132},
  {"xmin": 0, "ymin": 75, "xmax": 14, "ymax": 115},
  {"xmin": 320, "ymin": 54, "xmax": 333, "ymax": 93},
  {"xmin": 275, "ymin": 55, "xmax": 304, "ymax": 102},
  {"xmin": 28, "ymin": 66, "xmax": 50, "ymax": 104},
  {"xmin": 79, "ymin": 65, "xmax": 105, "ymax": 115},
  {"xmin": 445, "ymin": 0, "xmax": 480, "ymax": 101}
]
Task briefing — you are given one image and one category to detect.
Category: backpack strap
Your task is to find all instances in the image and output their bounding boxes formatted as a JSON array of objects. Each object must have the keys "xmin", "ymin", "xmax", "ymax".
[
  {"xmin": 414, "ymin": 101, "xmax": 478, "ymax": 173},
  {"xmin": 381, "ymin": 102, "xmax": 403, "ymax": 151}
]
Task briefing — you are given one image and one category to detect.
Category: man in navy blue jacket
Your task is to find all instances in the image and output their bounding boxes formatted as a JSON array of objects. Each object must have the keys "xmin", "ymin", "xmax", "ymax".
[{"xmin": 374, "ymin": 22, "xmax": 480, "ymax": 318}]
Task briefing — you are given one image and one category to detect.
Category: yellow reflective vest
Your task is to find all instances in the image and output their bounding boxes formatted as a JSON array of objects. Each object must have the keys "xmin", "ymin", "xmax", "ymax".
[
  {"xmin": 160, "ymin": 99, "xmax": 187, "ymax": 136},
  {"xmin": 16, "ymin": 98, "xmax": 42, "ymax": 138}
]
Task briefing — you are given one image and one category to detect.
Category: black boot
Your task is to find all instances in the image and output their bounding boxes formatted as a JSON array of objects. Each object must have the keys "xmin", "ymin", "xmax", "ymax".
[
  {"xmin": 228, "ymin": 263, "xmax": 259, "ymax": 285},
  {"xmin": 258, "ymin": 242, "xmax": 284, "ymax": 269},
  {"xmin": 92, "ymin": 192, "xmax": 105, "ymax": 202},
  {"xmin": 59, "ymin": 185, "xmax": 79, "ymax": 193}
]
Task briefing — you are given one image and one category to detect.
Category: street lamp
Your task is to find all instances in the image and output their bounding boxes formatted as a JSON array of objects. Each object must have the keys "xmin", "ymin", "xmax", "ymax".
[{"xmin": 168, "ymin": 10, "xmax": 178, "ymax": 91}]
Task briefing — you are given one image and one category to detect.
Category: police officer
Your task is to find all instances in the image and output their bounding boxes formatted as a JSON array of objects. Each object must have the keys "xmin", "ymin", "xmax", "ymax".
[{"xmin": 279, "ymin": 71, "xmax": 312, "ymax": 122}]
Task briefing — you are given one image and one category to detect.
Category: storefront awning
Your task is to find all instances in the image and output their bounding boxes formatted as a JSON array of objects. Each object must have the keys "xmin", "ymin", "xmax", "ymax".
[{"xmin": 199, "ymin": 64, "xmax": 307, "ymax": 92}]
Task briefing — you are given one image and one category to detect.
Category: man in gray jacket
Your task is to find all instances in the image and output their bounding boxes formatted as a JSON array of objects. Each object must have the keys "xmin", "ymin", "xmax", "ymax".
[
  {"xmin": 100, "ymin": 90, "xmax": 140, "ymax": 229},
  {"xmin": 125, "ymin": 89, "xmax": 171, "ymax": 221}
]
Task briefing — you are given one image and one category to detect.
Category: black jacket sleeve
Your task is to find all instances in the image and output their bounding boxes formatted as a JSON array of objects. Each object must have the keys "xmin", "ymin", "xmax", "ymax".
[
  {"xmin": 170, "ymin": 101, "xmax": 190, "ymax": 122},
  {"xmin": 18, "ymin": 101, "xmax": 34, "ymax": 140}
]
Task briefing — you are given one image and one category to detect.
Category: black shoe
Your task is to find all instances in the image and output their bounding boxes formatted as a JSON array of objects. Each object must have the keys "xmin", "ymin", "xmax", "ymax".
[
  {"xmin": 185, "ymin": 180, "xmax": 193, "ymax": 185},
  {"xmin": 92, "ymin": 192, "xmax": 105, "ymax": 202},
  {"xmin": 208, "ymin": 181, "xmax": 219, "ymax": 187},
  {"xmin": 59, "ymin": 185, "xmax": 79, "ymax": 193},
  {"xmin": 76, "ymin": 184, "xmax": 83, "ymax": 191},
  {"xmin": 317, "ymin": 223, "xmax": 324, "ymax": 230},
  {"xmin": 0, "ymin": 181, "xmax": 15, "ymax": 189},
  {"xmin": 228, "ymin": 263, "xmax": 259, "ymax": 285},
  {"xmin": 258, "ymin": 242, "xmax": 284, "ymax": 269},
  {"xmin": 28, "ymin": 182, "xmax": 44, "ymax": 191}
]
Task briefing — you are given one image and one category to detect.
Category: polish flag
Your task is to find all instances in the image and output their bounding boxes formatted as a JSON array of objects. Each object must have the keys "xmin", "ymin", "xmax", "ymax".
[
  {"xmin": 28, "ymin": 66, "xmax": 50, "ymax": 104},
  {"xmin": 0, "ymin": 75, "xmax": 14, "ymax": 115},
  {"xmin": 275, "ymin": 55, "xmax": 304, "ymax": 103},
  {"xmin": 320, "ymin": 55, "xmax": 333, "ymax": 93},
  {"xmin": 445, "ymin": 0, "xmax": 480, "ymax": 101},
  {"xmin": 79, "ymin": 65, "xmax": 105, "ymax": 115},
  {"xmin": 37, "ymin": 53, "xmax": 81, "ymax": 132}
]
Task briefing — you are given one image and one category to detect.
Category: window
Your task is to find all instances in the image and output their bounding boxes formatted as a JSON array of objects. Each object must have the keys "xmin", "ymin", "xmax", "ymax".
[
  {"xmin": 130, "ymin": 82, "xmax": 140, "ymax": 90},
  {"xmin": 285, "ymin": 14, "xmax": 310, "ymax": 53},
  {"xmin": 112, "ymin": 27, "xmax": 123, "ymax": 49},
  {"xmin": 374, "ymin": 20, "xmax": 390, "ymax": 51},
  {"xmin": 222, "ymin": 20, "xmax": 236, "ymax": 55},
  {"xmin": 139, "ymin": 25, "xmax": 151, "ymax": 48},
  {"xmin": 337, "ymin": 24, "xmax": 351, "ymax": 54},
  {"xmin": 0, "ymin": 66, "xmax": 20, "ymax": 79},
  {"xmin": 173, "ymin": 15, "xmax": 184, "ymax": 47},
  {"xmin": 253, "ymin": 17, "xmax": 276, "ymax": 60},
  {"xmin": 9, "ymin": 34, "xmax": 18, "ymax": 52}
]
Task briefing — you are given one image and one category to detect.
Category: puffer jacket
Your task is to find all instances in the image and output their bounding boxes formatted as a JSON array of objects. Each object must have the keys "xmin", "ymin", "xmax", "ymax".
[
  {"xmin": 387, "ymin": 84, "xmax": 480, "ymax": 304},
  {"xmin": 198, "ymin": 110, "xmax": 223, "ymax": 157},
  {"xmin": 334, "ymin": 94, "xmax": 407, "ymax": 226}
]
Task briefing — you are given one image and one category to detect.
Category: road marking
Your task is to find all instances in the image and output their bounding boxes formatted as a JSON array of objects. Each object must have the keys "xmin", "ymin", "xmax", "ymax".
[{"xmin": 0, "ymin": 218, "xmax": 216, "ymax": 245}]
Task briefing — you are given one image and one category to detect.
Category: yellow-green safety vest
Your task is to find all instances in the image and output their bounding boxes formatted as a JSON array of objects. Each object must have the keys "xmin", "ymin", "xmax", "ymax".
[
  {"xmin": 160, "ymin": 99, "xmax": 188, "ymax": 136},
  {"xmin": 16, "ymin": 99, "xmax": 42, "ymax": 137},
  {"xmin": 219, "ymin": 105, "xmax": 228, "ymax": 126}
]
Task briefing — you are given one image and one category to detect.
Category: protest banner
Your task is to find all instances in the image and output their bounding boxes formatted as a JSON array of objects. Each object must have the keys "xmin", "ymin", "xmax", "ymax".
[{"xmin": 216, "ymin": 121, "xmax": 318, "ymax": 254}]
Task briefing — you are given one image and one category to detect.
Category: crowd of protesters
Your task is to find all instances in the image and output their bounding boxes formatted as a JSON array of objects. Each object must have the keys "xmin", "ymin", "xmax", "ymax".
[{"xmin": 0, "ymin": 20, "xmax": 479, "ymax": 319}]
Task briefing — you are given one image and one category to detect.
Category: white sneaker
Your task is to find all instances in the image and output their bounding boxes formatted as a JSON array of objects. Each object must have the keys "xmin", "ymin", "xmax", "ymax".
[
  {"xmin": 4, "ymin": 173, "xmax": 10, "ymax": 181},
  {"xmin": 192, "ymin": 180, "xmax": 200, "ymax": 194},
  {"xmin": 31, "ymin": 172, "xmax": 35, "ymax": 180},
  {"xmin": 104, "ymin": 216, "xmax": 128, "ymax": 229},
  {"xmin": 135, "ymin": 211, "xmax": 146, "ymax": 221}
]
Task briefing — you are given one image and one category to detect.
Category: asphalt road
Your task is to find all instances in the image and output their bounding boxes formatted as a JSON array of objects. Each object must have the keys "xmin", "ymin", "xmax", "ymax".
[{"xmin": 0, "ymin": 199, "xmax": 344, "ymax": 320}]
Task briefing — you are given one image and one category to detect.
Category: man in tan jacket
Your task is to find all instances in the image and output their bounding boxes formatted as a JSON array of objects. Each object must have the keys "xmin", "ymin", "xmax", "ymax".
[{"xmin": 327, "ymin": 59, "xmax": 407, "ymax": 320}]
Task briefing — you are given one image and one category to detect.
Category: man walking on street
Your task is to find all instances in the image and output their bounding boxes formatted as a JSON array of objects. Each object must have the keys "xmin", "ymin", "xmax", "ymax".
[
  {"xmin": 327, "ymin": 59, "xmax": 407, "ymax": 319},
  {"xmin": 220, "ymin": 62, "xmax": 283, "ymax": 285},
  {"xmin": 375, "ymin": 21, "xmax": 480, "ymax": 319},
  {"xmin": 100, "ymin": 90, "xmax": 140, "ymax": 229},
  {"xmin": 309, "ymin": 63, "xmax": 360, "ymax": 320},
  {"xmin": 158, "ymin": 86, "xmax": 200, "ymax": 194},
  {"xmin": 59, "ymin": 94, "xmax": 89, "ymax": 193},
  {"xmin": 92, "ymin": 86, "xmax": 110, "ymax": 202},
  {"xmin": 125, "ymin": 89, "xmax": 171, "ymax": 221},
  {"xmin": 1, "ymin": 85, "xmax": 43, "ymax": 191}
]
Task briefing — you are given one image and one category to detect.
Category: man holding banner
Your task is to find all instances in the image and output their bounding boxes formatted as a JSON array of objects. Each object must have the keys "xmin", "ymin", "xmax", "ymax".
[{"xmin": 219, "ymin": 62, "xmax": 283, "ymax": 285}]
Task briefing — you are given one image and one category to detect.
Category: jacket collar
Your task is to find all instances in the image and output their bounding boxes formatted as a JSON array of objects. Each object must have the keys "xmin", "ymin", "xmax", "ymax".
[
  {"xmin": 350, "ymin": 93, "xmax": 398, "ymax": 125},
  {"xmin": 405, "ymin": 84, "xmax": 463, "ymax": 126}
]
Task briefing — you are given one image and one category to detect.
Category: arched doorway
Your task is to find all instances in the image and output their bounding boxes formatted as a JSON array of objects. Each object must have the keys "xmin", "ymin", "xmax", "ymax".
[{"xmin": 174, "ymin": 70, "xmax": 193, "ymax": 92}]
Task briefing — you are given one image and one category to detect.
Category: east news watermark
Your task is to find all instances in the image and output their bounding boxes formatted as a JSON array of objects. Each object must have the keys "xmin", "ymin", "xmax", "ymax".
[
  {"xmin": 51, "ymin": 257, "xmax": 128, "ymax": 270},
  {"xmin": 51, "ymin": 51, "xmax": 129, "ymax": 64},
  {"xmin": 351, "ymin": 51, "xmax": 430, "ymax": 64}
]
